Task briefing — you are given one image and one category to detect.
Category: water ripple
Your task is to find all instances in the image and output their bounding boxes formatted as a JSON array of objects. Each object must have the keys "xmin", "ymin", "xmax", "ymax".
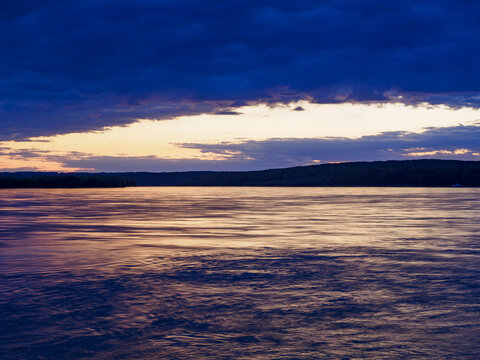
[{"xmin": 1, "ymin": 187, "xmax": 480, "ymax": 359}]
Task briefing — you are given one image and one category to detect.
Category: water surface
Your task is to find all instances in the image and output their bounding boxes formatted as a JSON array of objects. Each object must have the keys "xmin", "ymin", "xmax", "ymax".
[{"xmin": 1, "ymin": 187, "xmax": 480, "ymax": 359}]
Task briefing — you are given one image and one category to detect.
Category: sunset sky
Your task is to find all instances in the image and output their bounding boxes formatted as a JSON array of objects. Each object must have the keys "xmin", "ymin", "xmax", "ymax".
[{"xmin": 2, "ymin": 1, "xmax": 480, "ymax": 172}]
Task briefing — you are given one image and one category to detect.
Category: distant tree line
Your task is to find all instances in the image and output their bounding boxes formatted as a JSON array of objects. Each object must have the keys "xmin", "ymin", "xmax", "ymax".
[
  {"xmin": 0, "ymin": 174, "xmax": 136, "ymax": 188},
  {"xmin": 3, "ymin": 160, "xmax": 480, "ymax": 188},
  {"xmin": 117, "ymin": 160, "xmax": 480, "ymax": 187}
]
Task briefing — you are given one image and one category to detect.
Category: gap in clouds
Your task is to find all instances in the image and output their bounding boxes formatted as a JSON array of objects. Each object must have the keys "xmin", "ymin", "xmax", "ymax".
[
  {"xmin": 5, "ymin": 124, "xmax": 480, "ymax": 173},
  {"xmin": 1, "ymin": 101, "xmax": 480, "ymax": 171}
]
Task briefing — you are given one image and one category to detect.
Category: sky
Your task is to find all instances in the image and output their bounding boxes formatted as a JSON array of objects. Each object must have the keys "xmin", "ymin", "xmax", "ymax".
[{"xmin": 1, "ymin": 0, "xmax": 480, "ymax": 172}]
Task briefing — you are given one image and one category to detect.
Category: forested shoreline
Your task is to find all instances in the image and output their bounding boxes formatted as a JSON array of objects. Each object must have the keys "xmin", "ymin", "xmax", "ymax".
[
  {"xmin": 2, "ymin": 160, "xmax": 480, "ymax": 188},
  {"xmin": 0, "ymin": 174, "xmax": 135, "ymax": 188}
]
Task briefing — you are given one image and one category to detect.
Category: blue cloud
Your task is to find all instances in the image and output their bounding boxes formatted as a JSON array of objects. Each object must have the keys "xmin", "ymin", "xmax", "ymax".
[
  {"xmin": 1, "ymin": 0, "xmax": 480, "ymax": 139},
  {"xmin": 179, "ymin": 125, "xmax": 480, "ymax": 167},
  {"xmin": 61, "ymin": 156, "xmax": 267, "ymax": 172}
]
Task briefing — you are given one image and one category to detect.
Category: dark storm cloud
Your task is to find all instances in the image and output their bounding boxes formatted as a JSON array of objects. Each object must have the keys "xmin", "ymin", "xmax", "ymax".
[
  {"xmin": 1, "ymin": 0, "xmax": 480, "ymax": 139},
  {"xmin": 213, "ymin": 111, "xmax": 243, "ymax": 116}
]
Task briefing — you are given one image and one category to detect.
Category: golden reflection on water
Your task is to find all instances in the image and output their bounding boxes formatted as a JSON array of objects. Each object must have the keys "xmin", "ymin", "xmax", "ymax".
[{"xmin": 1, "ymin": 187, "xmax": 480, "ymax": 359}]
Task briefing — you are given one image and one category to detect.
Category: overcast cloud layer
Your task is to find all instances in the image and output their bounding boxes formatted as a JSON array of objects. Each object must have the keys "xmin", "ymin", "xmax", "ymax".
[{"xmin": 2, "ymin": 0, "xmax": 480, "ymax": 139}]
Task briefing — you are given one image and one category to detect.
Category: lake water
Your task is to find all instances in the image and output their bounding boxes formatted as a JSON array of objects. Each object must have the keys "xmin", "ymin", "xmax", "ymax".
[{"xmin": 1, "ymin": 187, "xmax": 480, "ymax": 359}]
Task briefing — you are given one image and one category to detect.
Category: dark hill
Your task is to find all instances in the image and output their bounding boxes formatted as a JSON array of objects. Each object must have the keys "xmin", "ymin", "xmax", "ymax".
[
  {"xmin": 120, "ymin": 159, "xmax": 480, "ymax": 187},
  {"xmin": 1, "ymin": 160, "xmax": 480, "ymax": 188}
]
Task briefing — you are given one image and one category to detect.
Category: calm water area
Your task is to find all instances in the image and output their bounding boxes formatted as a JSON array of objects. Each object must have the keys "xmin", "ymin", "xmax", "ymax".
[{"xmin": 1, "ymin": 187, "xmax": 480, "ymax": 359}]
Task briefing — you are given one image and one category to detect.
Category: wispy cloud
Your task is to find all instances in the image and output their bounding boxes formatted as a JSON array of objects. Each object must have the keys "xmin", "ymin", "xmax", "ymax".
[{"xmin": 179, "ymin": 125, "xmax": 480, "ymax": 167}]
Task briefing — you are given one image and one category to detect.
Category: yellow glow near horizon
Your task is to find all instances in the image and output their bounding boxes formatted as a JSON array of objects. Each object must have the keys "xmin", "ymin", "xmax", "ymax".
[
  {"xmin": 0, "ymin": 156, "xmax": 77, "ymax": 172},
  {"xmin": 1, "ymin": 101, "xmax": 479, "ymax": 171}
]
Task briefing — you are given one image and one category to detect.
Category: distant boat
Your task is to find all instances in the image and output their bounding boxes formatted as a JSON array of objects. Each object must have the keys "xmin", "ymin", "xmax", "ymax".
[{"xmin": 452, "ymin": 182, "xmax": 462, "ymax": 187}]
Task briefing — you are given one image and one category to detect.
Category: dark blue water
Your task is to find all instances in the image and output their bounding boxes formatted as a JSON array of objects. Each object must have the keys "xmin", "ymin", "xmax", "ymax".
[{"xmin": 1, "ymin": 187, "xmax": 480, "ymax": 359}]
